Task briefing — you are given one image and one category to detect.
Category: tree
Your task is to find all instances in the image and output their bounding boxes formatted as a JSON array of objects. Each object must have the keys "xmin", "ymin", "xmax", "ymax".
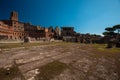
[
  {"xmin": 113, "ymin": 24, "xmax": 120, "ymax": 39},
  {"xmin": 105, "ymin": 27, "xmax": 116, "ymax": 37},
  {"xmin": 103, "ymin": 27, "xmax": 116, "ymax": 48},
  {"xmin": 113, "ymin": 24, "xmax": 120, "ymax": 34},
  {"xmin": 103, "ymin": 32, "xmax": 109, "ymax": 36},
  {"xmin": 105, "ymin": 27, "xmax": 115, "ymax": 32},
  {"xmin": 113, "ymin": 24, "xmax": 120, "ymax": 47}
]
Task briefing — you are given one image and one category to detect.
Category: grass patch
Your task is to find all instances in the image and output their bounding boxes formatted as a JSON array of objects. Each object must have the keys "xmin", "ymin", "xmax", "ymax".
[
  {"xmin": 35, "ymin": 61, "xmax": 68, "ymax": 80},
  {"xmin": 86, "ymin": 44, "xmax": 120, "ymax": 58},
  {"xmin": 0, "ymin": 43, "xmax": 46, "ymax": 49},
  {"xmin": 0, "ymin": 63, "xmax": 24, "ymax": 80},
  {"xmin": 93, "ymin": 44, "xmax": 120, "ymax": 53},
  {"xmin": 0, "ymin": 42, "xmax": 62, "ymax": 49},
  {"xmin": 0, "ymin": 42, "xmax": 79, "ymax": 49}
]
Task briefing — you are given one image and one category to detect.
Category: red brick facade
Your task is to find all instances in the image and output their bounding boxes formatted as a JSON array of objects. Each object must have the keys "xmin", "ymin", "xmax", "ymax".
[{"xmin": 0, "ymin": 11, "xmax": 53, "ymax": 41}]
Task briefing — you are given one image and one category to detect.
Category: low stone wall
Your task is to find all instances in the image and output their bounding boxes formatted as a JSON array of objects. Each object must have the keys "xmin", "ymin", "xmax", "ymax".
[
  {"xmin": 0, "ymin": 40, "xmax": 63, "ymax": 43},
  {"xmin": 0, "ymin": 40, "xmax": 24, "ymax": 43}
]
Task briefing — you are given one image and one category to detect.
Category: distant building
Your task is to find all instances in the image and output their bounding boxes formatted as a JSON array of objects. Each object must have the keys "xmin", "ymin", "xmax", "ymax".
[
  {"xmin": 61, "ymin": 27, "xmax": 75, "ymax": 36},
  {"xmin": 61, "ymin": 27, "xmax": 76, "ymax": 42},
  {"xmin": 54, "ymin": 26, "xmax": 61, "ymax": 40},
  {"xmin": 0, "ymin": 11, "xmax": 53, "ymax": 41}
]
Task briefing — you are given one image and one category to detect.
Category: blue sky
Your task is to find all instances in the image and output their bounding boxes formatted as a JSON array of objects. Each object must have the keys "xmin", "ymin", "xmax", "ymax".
[{"xmin": 0, "ymin": 0, "xmax": 120, "ymax": 35}]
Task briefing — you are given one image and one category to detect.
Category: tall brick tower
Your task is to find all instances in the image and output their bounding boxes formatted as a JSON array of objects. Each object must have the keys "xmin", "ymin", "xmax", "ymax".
[{"xmin": 10, "ymin": 11, "xmax": 18, "ymax": 21}]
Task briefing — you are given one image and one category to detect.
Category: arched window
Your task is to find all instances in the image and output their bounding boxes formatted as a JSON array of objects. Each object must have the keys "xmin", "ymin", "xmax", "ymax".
[
  {"xmin": 19, "ymin": 36, "xmax": 21, "ymax": 39},
  {"xmin": 10, "ymin": 36, "xmax": 12, "ymax": 39}
]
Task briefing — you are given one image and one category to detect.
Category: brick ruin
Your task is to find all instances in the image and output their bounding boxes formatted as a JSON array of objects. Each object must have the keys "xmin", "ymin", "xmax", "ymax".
[
  {"xmin": 0, "ymin": 11, "xmax": 103, "ymax": 43},
  {"xmin": 0, "ymin": 11, "xmax": 55, "ymax": 42}
]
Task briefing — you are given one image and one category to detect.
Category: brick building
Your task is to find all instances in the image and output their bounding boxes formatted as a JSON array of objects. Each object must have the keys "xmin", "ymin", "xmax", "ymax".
[
  {"xmin": 0, "ymin": 11, "xmax": 53, "ymax": 41},
  {"xmin": 61, "ymin": 27, "xmax": 76, "ymax": 42},
  {"xmin": 61, "ymin": 27, "xmax": 75, "ymax": 36}
]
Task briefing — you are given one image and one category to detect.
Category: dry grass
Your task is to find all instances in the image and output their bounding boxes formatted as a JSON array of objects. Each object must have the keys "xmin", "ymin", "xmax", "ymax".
[
  {"xmin": 0, "ymin": 42, "xmax": 62, "ymax": 49},
  {"xmin": 0, "ymin": 63, "xmax": 24, "ymax": 80},
  {"xmin": 35, "ymin": 61, "xmax": 68, "ymax": 80},
  {"xmin": 93, "ymin": 44, "xmax": 120, "ymax": 53}
]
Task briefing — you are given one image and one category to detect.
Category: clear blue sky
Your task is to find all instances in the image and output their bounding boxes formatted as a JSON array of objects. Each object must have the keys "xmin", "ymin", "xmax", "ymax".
[{"xmin": 0, "ymin": 0, "xmax": 120, "ymax": 35}]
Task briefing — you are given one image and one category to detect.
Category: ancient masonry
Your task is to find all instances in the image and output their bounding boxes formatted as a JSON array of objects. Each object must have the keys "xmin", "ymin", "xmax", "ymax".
[{"xmin": 0, "ymin": 11, "xmax": 56, "ymax": 41}]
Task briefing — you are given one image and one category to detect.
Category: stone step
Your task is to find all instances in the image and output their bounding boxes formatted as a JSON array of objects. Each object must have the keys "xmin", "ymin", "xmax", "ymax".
[
  {"xmin": 19, "ymin": 58, "xmax": 53, "ymax": 73},
  {"xmin": 15, "ymin": 51, "xmax": 61, "ymax": 64},
  {"xmin": 19, "ymin": 52, "xmax": 72, "ymax": 73}
]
